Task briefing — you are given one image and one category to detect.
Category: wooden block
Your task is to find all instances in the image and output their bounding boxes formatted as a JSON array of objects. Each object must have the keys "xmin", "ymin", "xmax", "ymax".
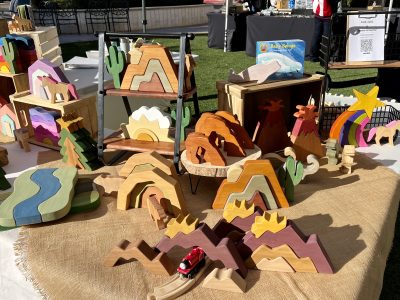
[
  {"xmin": 223, "ymin": 199, "xmax": 254, "ymax": 223},
  {"xmin": 302, "ymin": 154, "xmax": 319, "ymax": 179},
  {"xmin": 147, "ymin": 195, "xmax": 169, "ymax": 230},
  {"xmin": 228, "ymin": 61, "xmax": 281, "ymax": 84},
  {"xmin": 165, "ymin": 214, "xmax": 199, "ymax": 238},
  {"xmin": 246, "ymin": 244, "xmax": 317, "ymax": 273},
  {"xmin": 239, "ymin": 220, "xmax": 333, "ymax": 273},
  {"xmin": 340, "ymin": 145, "xmax": 355, "ymax": 174},
  {"xmin": 117, "ymin": 167, "xmax": 187, "ymax": 217},
  {"xmin": 36, "ymin": 37, "xmax": 59, "ymax": 57},
  {"xmin": 227, "ymin": 165, "xmax": 243, "ymax": 182},
  {"xmin": 256, "ymin": 257, "xmax": 295, "ymax": 272},
  {"xmin": 225, "ymin": 175, "xmax": 278, "ymax": 210},
  {"xmin": 147, "ymin": 259, "xmax": 211, "ymax": 300},
  {"xmin": 156, "ymin": 223, "xmax": 248, "ymax": 277},
  {"xmin": 212, "ymin": 160, "xmax": 289, "ymax": 209},
  {"xmin": 250, "ymin": 211, "xmax": 287, "ymax": 237},
  {"xmin": 29, "ymin": 107, "xmax": 60, "ymax": 146},
  {"xmin": 121, "ymin": 106, "xmax": 173, "ymax": 143},
  {"xmin": 0, "ymin": 147, "xmax": 8, "ymax": 167},
  {"xmin": 130, "ymin": 59, "xmax": 172, "ymax": 93},
  {"xmin": 140, "ymin": 186, "xmax": 165, "ymax": 209},
  {"xmin": 14, "ymin": 128, "xmax": 30, "ymax": 152},
  {"xmin": 202, "ymin": 268, "xmax": 246, "ymax": 293},
  {"xmin": 105, "ymin": 44, "xmax": 125, "ymax": 89},
  {"xmin": 185, "ymin": 132, "xmax": 226, "ymax": 166},
  {"xmin": 0, "ymin": 167, "xmax": 77, "ymax": 227},
  {"xmin": 103, "ymin": 239, "xmax": 175, "ymax": 276},
  {"xmin": 195, "ymin": 113, "xmax": 247, "ymax": 157},
  {"xmin": 70, "ymin": 190, "xmax": 100, "ymax": 214},
  {"xmin": 119, "ymin": 151, "xmax": 178, "ymax": 179},
  {"xmin": 138, "ymin": 73, "xmax": 165, "ymax": 93},
  {"xmin": 120, "ymin": 45, "xmax": 178, "ymax": 92},
  {"xmin": 247, "ymin": 191, "xmax": 268, "ymax": 211},
  {"xmin": 0, "ymin": 19, "xmax": 9, "ymax": 36}
]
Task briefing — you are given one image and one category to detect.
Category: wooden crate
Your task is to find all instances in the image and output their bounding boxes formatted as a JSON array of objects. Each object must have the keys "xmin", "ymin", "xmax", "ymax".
[
  {"xmin": 0, "ymin": 72, "xmax": 29, "ymax": 103},
  {"xmin": 13, "ymin": 26, "xmax": 63, "ymax": 67},
  {"xmin": 217, "ymin": 73, "xmax": 324, "ymax": 135},
  {"xmin": 0, "ymin": 18, "xmax": 8, "ymax": 36},
  {"xmin": 10, "ymin": 91, "xmax": 97, "ymax": 150}
]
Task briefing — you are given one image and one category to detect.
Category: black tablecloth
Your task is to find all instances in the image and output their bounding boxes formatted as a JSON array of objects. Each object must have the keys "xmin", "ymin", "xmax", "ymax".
[
  {"xmin": 245, "ymin": 15, "xmax": 315, "ymax": 57},
  {"xmin": 207, "ymin": 12, "xmax": 248, "ymax": 51}
]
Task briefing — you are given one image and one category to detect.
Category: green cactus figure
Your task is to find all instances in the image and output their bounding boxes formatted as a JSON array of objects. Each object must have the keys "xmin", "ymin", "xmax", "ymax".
[
  {"xmin": 1, "ymin": 37, "xmax": 18, "ymax": 74},
  {"xmin": 171, "ymin": 105, "xmax": 191, "ymax": 141},
  {"xmin": 278, "ymin": 156, "xmax": 303, "ymax": 202},
  {"xmin": 105, "ymin": 44, "xmax": 126, "ymax": 89}
]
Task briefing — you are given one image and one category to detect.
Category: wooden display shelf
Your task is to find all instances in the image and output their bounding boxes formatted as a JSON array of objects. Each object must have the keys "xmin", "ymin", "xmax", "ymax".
[
  {"xmin": 104, "ymin": 135, "xmax": 185, "ymax": 156},
  {"xmin": 328, "ymin": 60, "xmax": 400, "ymax": 69},
  {"xmin": 105, "ymin": 85, "xmax": 197, "ymax": 101},
  {"xmin": 0, "ymin": 72, "xmax": 29, "ymax": 95},
  {"xmin": 10, "ymin": 91, "xmax": 97, "ymax": 148},
  {"xmin": 217, "ymin": 73, "xmax": 324, "ymax": 135}
]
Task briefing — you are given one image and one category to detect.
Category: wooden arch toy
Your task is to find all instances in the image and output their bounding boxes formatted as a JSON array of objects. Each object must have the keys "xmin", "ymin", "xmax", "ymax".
[{"xmin": 185, "ymin": 132, "xmax": 226, "ymax": 166}]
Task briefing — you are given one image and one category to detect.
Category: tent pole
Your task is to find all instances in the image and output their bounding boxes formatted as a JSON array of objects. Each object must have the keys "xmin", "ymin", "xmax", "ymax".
[
  {"xmin": 224, "ymin": 0, "xmax": 229, "ymax": 52},
  {"xmin": 142, "ymin": 0, "xmax": 147, "ymax": 33}
]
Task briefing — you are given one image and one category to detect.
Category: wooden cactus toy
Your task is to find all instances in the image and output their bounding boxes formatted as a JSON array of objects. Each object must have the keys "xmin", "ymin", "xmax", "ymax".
[
  {"xmin": 105, "ymin": 44, "xmax": 126, "ymax": 89},
  {"xmin": 171, "ymin": 105, "xmax": 191, "ymax": 141},
  {"xmin": 1, "ymin": 37, "xmax": 18, "ymax": 74},
  {"xmin": 278, "ymin": 156, "xmax": 304, "ymax": 202}
]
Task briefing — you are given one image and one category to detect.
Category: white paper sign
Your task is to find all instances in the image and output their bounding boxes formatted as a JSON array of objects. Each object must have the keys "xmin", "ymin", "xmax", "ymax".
[{"xmin": 347, "ymin": 14, "xmax": 385, "ymax": 63}]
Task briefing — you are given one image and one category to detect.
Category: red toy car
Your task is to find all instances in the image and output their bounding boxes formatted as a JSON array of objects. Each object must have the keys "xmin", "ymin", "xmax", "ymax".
[{"xmin": 177, "ymin": 247, "xmax": 206, "ymax": 279}]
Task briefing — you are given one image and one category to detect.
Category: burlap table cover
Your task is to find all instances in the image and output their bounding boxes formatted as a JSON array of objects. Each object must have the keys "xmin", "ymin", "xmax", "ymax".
[{"xmin": 15, "ymin": 154, "xmax": 400, "ymax": 300}]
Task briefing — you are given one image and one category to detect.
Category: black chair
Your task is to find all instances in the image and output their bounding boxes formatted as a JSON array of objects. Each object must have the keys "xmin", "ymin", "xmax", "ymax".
[
  {"xmin": 85, "ymin": 0, "xmax": 110, "ymax": 33},
  {"xmin": 54, "ymin": 0, "xmax": 80, "ymax": 34},
  {"xmin": 33, "ymin": 0, "xmax": 57, "ymax": 27},
  {"xmin": 109, "ymin": 0, "xmax": 131, "ymax": 32}
]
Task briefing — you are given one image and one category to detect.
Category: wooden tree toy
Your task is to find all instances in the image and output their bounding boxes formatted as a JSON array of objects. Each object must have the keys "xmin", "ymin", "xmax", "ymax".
[
  {"xmin": 278, "ymin": 156, "xmax": 304, "ymax": 202},
  {"xmin": 367, "ymin": 120, "xmax": 400, "ymax": 146},
  {"xmin": 1, "ymin": 37, "xmax": 18, "ymax": 74},
  {"xmin": 105, "ymin": 44, "xmax": 126, "ymax": 89},
  {"xmin": 253, "ymin": 99, "xmax": 291, "ymax": 154},
  {"xmin": 0, "ymin": 147, "xmax": 8, "ymax": 167},
  {"xmin": 171, "ymin": 105, "xmax": 190, "ymax": 141},
  {"xmin": 290, "ymin": 105, "xmax": 325, "ymax": 162},
  {"xmin": 57, "ymin": 114, "xmax": 103, "ymax": 171},
  {"xmin": 340, "ymin": 145, "xmax": 355, "ymax": 174},
  {"xmin": 185, "ymin": 131, "xmax": 226, "ymax": 166},
  {"xmin": 14, "ymin": 128, "xmax": 30, "ymax": 152},
  {"xmin": 0, "ymin": 167, "xmax": 11, "ymax": 191},
  {"xmin": 326, "ymin": 138, "xmax": 339, "ymax": 165}
]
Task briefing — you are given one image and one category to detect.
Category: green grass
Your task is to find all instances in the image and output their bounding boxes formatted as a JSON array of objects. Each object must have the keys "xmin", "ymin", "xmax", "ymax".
[{"xmin": 61, "ymin": 37, "xmax": 399, "ymax": 298}]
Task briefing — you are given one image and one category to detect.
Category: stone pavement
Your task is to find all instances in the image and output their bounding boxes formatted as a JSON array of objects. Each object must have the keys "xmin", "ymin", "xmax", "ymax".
[{"xmin": 59, "ymin": 24, "xmax": 208, "ymax": 44}]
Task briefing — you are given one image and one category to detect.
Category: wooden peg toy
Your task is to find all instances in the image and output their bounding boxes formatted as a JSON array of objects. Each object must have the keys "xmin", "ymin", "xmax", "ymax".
[
  {"xmin": 14, "ymin": 127, "xmax": 30, "ymax": 152},
  {"xmin": 326, "ymin": 138, "xmax": 339, "ymax": 165},
  {"xmin": 340, "ymin": 145, "xmax": 355, "ymax": 174}
]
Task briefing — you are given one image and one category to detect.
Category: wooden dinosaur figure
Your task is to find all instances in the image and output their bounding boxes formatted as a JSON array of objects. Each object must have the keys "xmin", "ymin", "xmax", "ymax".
[
  {"xmin": 147, "ymin": 195, "xmax": 170, "ymax": 230},
  {"xmin": 41, "ymin": 76, "xmax": 78, "ymax": 103},
  {"xmin": 367, "ymin": 120, "xmax": 400, "ymax": 146},
  {"xmin": 340, "ymin": 145, "xmax": 355, "ymax": 174},
  {"xmin": 185, "ymin": 131, "xmax": 226, "ymax": 166},
  {"xmin": 13, "ymin": 15, "xmax": 34, "ymax": 31}
]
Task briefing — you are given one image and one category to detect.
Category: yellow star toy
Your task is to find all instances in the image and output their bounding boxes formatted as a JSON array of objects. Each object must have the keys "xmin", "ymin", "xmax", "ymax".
[{"xmin": 348, "ymin": 86, "xmax": 385, "ymax": 119}]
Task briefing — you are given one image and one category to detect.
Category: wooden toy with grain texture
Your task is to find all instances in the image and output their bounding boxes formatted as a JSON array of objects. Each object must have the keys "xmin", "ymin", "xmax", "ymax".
[
  {"xmin": 40, "ymin": 76, "xmax": 78, "ymax": 103},
  {"xmin": 0, "ymin": 37, "xmax": 18, "ymax": 74},
  {"xmin": 278, "ymin": 156, "xmax": 303, "ymax": 202},
  {"xmin": 118, "ymin": 43, "xmax": 196, "ymax": 93},
  {"xmin": 253, "ymin": 99, "xmax": 291, "ymax": 154},
  {"xmin": 171, "ymin": 105, "xmax": 191, "ymax": 141},
  {"xmin": 117, "ymin": 165, "xmax": 186, "ymax": 217},
  {"xmin": 0, "ymin": 104, "xmax": 19, "ymax": 137},
  {"xmin": 185, "ymin": 131, "xmax": 226, "ymax": 166},
  {"xmin": 29, "ymin": 107, "xmax": 60, "ymax": 146},
  {"xmin": 9, "ymin": 15, "xmax": 34, "ymax": 32},
  {"xmin": 57, "ymin": 114, "xmax": 103, "ymax": 171},
  {"xmin": 147, "ymin": 195, "xmax": 170, "ymax": 230},
  {"xmin": 14, "ymin": 127, "xmax": 30, "ymax": 152},
  {"xmin": 340, "ymin": 145, "xmax": 355, "ymax": 174},
  {"xmin": 290, "ymin": 105, "xmax": 325, "ymax": 162},
  {"xmin": 367, "ymin": 120, "xmax": 400, "ymax": 146},
  {"xmin": 326, "ymin": 138, "xmax": 339, "ymax": 165},
  {"xmin": 212, "ymin": 160, "xmax": 289, "ymax": 209},
  {"xmin": 202, "ymin": 267, "xmax": 247, "ymax": 293},
  {"xmin": 121, "ymin": 106, "xmax": 173, "ymax": 142},
  {"xmin": 329, "ymin": 86, "xmax": 385, "ymax": 147},
  {"xmin": 195, "ymin": 111, "xmax": 254, "ymax": 157}
]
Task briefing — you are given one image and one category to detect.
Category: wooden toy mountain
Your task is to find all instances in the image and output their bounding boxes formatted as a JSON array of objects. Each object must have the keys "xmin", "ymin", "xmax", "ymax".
[
  {"xmin": 253, "ymin": 100, "xmax": 291, "ymax": 154},
  {"xmin": 290, "ymin": 105, "xmax": 325, "ymax": 162},
  {"xmin": 104, "ymin": 203, "xmax": 333, "ymax": 284}
]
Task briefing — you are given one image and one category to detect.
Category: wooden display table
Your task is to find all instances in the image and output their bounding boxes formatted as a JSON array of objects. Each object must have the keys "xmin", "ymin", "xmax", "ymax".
[
  {"xmin": 217, "ymin": 74, "xmax": 324, "ymax": 135},
  {"xmin": 181, "ymin": 145, "xmax": 262, "ymax": 177},
  {"xmin": 10, "ymin": 91, "xmax": 97, "ymax": 150}
]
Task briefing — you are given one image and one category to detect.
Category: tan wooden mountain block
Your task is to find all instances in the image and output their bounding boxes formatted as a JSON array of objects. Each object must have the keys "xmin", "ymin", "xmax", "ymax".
[
  {"xmin": 120, "ymin": 45, "xmax": 178, "ymax": 92},
  {"xmin": 119, "ymin": 151, "xmax": 178, "ymax": 179},
  {"xmin": 130, "ymin": 59, "xmax": 172, "ymax": 93},
  {"xmin": 246, "ymin": 244, "xmax": 317, "ymax": 273},
  {"xmin": 202, "ymin": 268, "xmax": 246, "ymax": 293},
  {"xmin": 256, "ymin": 257, "xmax": 295, "ymax": 273}
]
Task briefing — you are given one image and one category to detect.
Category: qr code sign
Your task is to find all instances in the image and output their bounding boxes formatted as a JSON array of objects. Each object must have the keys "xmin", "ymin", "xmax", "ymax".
[{"xmin": 361, "ymin": 39, "xmax": 373, "ymax": 53}]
